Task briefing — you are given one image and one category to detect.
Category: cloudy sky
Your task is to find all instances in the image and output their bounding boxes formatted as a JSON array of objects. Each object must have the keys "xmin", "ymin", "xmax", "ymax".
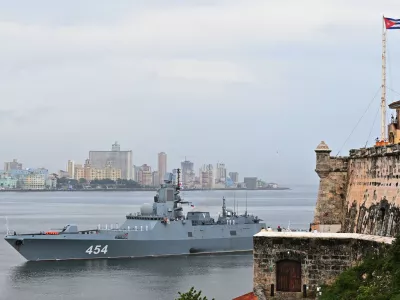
[{"xmin": 1, "ymin": 0, "xmax": 400, "ymax": 184}]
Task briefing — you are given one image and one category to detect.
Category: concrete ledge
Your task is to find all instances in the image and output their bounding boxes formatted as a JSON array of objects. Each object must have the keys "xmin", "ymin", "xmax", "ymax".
[{"xmin": 254, "ymin": 231, "xmax": 395, "ymax": 244}]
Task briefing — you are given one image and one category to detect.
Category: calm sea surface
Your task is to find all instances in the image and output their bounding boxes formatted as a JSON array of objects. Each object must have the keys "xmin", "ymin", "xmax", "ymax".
[{"xmin": 0, "ymin": 185, "xmax": 317, "ymax": 300}]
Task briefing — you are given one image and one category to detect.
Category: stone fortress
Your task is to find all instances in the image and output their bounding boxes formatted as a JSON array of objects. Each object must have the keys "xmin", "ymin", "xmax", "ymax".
[
  {"xmin": 313, "ymin": 105, "xmax": 400, "ymax": 237},
  {"xmin": 231, "ymin": 19, "xmax": 400, "ymax": 300},
  {"xmin": 235, "ymin": 102, "xmax": 400, "ymax": 300}
]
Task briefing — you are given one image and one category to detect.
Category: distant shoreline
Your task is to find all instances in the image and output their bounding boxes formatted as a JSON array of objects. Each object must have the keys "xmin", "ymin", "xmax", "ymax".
[{"xmin": 0, "ymin": 187, "xmax": 290, "ymax": 192}]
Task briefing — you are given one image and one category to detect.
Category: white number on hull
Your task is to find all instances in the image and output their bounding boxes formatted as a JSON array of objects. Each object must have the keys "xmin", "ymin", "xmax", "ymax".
[{"xmin": 85, "ymin": 245, "xmax": 108, "ymax": 255}]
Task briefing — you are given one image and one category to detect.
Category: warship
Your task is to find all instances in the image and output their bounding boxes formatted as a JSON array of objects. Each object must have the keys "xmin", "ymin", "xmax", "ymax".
[{"xmin": 4, "ymin": 169, "xmax": 265, "ymax": 261}]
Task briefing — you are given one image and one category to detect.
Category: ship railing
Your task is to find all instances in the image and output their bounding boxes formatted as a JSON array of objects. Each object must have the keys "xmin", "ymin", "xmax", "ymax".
[
  {"xmin": 96, "ymin": 224, "xmax": 150, "ymax": 232},
  {"xmin": 5, "ymin": 229, "xmax": 15, "ymax": 235}
]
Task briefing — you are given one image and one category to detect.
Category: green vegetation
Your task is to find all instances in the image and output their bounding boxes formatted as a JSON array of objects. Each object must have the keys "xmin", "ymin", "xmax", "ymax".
[
  {"xmin": 175, "ymin": 287, "xmax": 214, "ymax": 300},
  {"xmin": 55, "ymin": 177, "xmax": 143, "ymax": 190},
  {"xmin": 320, "ymin": 234, "xmax": 400, "ymax": 300}
]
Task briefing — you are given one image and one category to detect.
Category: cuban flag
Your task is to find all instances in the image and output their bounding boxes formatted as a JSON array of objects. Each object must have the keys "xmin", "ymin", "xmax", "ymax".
[{"xmin": 384, "ymin": 17, "xmax": 400, "ymax": 30}]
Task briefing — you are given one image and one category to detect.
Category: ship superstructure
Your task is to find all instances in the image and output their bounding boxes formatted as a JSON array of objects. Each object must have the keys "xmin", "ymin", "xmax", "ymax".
[{"xmin": 4, "ymin": 169, "xmax": 265, "ymax": 261}]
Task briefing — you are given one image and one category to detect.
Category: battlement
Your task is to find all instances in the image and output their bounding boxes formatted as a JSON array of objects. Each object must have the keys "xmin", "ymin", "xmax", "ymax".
[{"xmin": 349, "ymin": 143, "xmax": 400, "ymax": 158}]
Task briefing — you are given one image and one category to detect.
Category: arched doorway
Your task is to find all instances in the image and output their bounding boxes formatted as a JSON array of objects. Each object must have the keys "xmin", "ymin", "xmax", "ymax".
[{"xmin": 276, "ymin": 259, "xmax": 301, "ymax": 292}]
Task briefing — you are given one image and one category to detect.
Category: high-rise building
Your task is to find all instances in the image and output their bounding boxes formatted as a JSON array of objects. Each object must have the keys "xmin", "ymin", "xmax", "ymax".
[
  {"xmin": 23, "ymin": 173, "xmax": 46, "ymax": 190},
  {"xmin": 200, "ymin": 164, "xmax": 214, "ymax": 189},
  {"xmin": 152, "ymin": 171, "xmax": 159, "ymax": 187},
  {"xmin": 216, "ymin": 163, "xmax": 227, "ymax": 181},
  {"xmin": 67, "ymin": 160, "xmax": 75, "ymax": 178},
  {"xmin": 89, "ymin": 142, "xmax": 132, "ymax": 179},
  {"xmin": 133, "ymin": 165, "xmax": 141, "ymax": 182},
  {"xmin": 138, "ymin": 164, "xmax": 152, "ymax": 186},
  {"xmin": 74, "ymin": 164, "xmax": 85, "ymax": 180},
  {"xmin": 4, "ymin": 159, "xmax": 22, "ymax": 172},
  {"xmin": 181, "ymin": 160, "xmax": 194, "ymax": 187},
  {"xmin": 229, "ymin": 172, "xmax": 239, "ymax": 183},
  {"xmin": 80, "ymin": 159, "xmax": 122, "ymax": 181},
  {"xmin": 158, "ymin": 152, "xmax": 167, "ymax": 185}
]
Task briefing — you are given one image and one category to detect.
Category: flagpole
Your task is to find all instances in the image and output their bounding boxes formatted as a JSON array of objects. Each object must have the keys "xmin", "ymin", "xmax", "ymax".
[{"xmin": 381, "ymin": 15, "xmax": 387, "ymax": 141}]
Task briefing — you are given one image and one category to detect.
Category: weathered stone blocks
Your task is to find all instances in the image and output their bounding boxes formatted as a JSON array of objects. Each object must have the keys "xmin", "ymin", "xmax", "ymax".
[
  {"xmin": 252, "ymin": 232, "xmax": 393, "ymax": 300},
  {"xmin": 314, "ymin": 142, "xmax": 400, "ymax": 236}
]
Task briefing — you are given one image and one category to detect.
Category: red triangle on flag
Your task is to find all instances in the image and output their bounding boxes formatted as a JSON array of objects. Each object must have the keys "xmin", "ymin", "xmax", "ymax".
[{"xmin": 385, "ymin": 18, "xmax": 396, "ymax": 29}]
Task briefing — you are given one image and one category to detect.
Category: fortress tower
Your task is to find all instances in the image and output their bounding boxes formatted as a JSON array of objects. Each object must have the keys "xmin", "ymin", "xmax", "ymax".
[{"xmin": 312, "ymin": 141, "xmax": 349, "ymax": 232}]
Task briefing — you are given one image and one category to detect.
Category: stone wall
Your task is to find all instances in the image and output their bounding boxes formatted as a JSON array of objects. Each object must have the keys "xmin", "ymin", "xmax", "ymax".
[
  {"xmin": 252, "ymin": 232, "xmax": 393, "ymax": 300},
  {"xmin": 343, "ymin": 145, "xmax": 400, "ymax": 236},
  {"xmin": 313, "ymin": 142, "xmax": 400, "ymax": 237}
]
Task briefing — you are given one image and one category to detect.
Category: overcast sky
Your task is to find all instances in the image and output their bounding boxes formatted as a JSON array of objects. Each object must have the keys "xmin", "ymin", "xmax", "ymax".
[{"xmin": 1, "ymin": 0, "xmax": 400, "ymax": 184}]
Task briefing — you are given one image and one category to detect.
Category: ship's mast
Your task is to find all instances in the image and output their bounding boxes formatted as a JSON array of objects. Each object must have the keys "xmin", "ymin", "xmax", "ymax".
[
  {"xmin": 222, "ymin": 197, "xmax": 227, "ymax": 218},
  {"xmin": 381, "ymin": 15, "xmax": 387, "ymax": 141},
  {"xmin": 245, "ymin": 191, "xmax": 248, "ymax": 217},
  {"xmin": 176, "ymin": 168, "xmax": 181, "ymax": 192}
]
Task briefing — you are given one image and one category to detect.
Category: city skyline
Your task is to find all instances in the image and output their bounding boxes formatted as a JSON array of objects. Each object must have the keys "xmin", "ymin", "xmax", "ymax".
[
  {"xmin": 0, "ymin": 154, "xmax": 273, "ymax": 190},
  {"xmin": 0, "ymin": 141, "xmax": 286, "ymax": 184},
  {"xmin": 2, "ymin": 141, "xmax": 279, "ymax": 187},
  {"xmin": 1, "ymin": 2, "xmax": 399, "ymax": 185}
]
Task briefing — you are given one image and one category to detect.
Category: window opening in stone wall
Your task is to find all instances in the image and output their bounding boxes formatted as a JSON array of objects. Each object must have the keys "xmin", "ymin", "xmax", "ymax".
[{"xmin": 276, "ymin": 260, "xmax": 301, "ymax": 292}]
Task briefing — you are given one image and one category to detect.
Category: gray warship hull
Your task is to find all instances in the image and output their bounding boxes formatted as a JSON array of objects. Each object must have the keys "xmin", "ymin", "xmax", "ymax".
[{"xmin": 4, "ymin": 223, "xmax": 263, "ymax": 261}]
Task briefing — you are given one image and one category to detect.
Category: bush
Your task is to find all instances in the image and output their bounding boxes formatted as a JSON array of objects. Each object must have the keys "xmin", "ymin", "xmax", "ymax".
[
  {"xmin": 176, "ymin": 287, "xmax": 215, "ymax": 300},
  {"xmin": 320, "ymin": 234, "xmax": 400, "ymax": 300}
]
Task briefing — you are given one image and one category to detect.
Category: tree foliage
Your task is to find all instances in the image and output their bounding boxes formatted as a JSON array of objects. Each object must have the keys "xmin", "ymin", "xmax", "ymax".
[
  {"xmin": 175, "ymin": 287, "xmax": 214, "ymax": 300},
  {"xmin": 320, "ymin": 234, "xmax": 400, "ymax": 300},
  {"xmin": 56, "ymin": 177, "xmax": 142, "ymax": 189}
]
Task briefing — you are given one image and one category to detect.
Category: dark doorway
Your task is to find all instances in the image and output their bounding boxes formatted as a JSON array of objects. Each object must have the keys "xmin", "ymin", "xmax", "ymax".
[{"xmin": 276, "ymin": 259, "xmax": 301, "ymax": 292}]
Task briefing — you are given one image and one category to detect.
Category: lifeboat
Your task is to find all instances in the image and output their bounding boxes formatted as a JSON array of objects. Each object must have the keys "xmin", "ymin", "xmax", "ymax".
[{"xmin": 45, "ymin": 231, "xmax": 59, "ymax": 235}]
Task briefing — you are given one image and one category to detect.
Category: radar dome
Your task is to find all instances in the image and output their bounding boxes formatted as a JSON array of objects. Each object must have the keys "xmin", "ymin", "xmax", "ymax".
[{"xmin": 140, "ymin": 203, "xmax": 153, "ymax": 215}]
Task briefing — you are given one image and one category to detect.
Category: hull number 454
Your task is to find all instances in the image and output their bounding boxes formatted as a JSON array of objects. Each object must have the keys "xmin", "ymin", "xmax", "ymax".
[{"xmin": 85, "ymin": 245, "xmax": 108, "ymax": 255}]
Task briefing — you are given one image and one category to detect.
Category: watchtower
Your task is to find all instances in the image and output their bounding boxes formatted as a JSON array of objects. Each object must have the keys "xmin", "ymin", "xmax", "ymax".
[
  {"xmin": 312, "ymin": 141, "xmax": 349, "ymax": 233},
  {"xmin": 315, "ymin": 141, "xmax": 332, "ymax": 178}
]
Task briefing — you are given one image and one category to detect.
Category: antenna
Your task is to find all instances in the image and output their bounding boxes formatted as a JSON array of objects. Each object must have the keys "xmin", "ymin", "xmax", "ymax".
[
  {"xmin": 233, "ymin": 192, "xmax": 236, "ymax": 215},
  {"xmin": 245, "ymin": 191, "xmax": 248, "ymax": 217},
  {"xmin": 5, "ymin": 216, "xmax": 9, "ymax": 234}
]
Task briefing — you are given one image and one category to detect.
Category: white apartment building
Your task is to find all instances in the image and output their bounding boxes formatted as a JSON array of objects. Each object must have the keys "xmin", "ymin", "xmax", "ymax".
[{"xmin": 23, "ymin": 173, "xmax": 46, "ymax": 190}]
